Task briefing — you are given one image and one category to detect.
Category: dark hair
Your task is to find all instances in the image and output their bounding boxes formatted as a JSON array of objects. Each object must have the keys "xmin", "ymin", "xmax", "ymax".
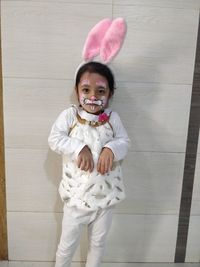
[{"xmin": 75, "ymin": 61, "xmax": 116, "ymax": 95}]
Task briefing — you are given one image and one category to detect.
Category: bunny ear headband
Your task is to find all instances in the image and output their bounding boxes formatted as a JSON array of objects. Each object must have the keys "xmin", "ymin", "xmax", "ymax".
[
  {"xmin": 75, "ymin": 17, "xmax": 127, "ymax": 79},
  {"xmin": 82, "ymin": 17, "xmax": 127, "ymax": 64}
]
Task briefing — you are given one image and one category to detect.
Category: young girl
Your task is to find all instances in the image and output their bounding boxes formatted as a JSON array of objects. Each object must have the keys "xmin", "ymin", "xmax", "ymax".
[{"xmin": 48, "ymin": 61, "xmax": 129, "ymax": 267}]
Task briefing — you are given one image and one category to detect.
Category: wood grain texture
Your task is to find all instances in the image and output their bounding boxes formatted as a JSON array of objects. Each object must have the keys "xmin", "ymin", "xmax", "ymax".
[
  {"xmin": 189, "ymin": 154, "xmax": 200, "ymax": 215},
  {"xmin": 175, "ymin": 16, "xmax": 200, "ymax": 263},
  {"xmin": 185, "ymin": 215, "xmax": 200, "ymax": 262},
  {"xmin": 112, "ymin": 5, "xmax": 198, "ymax": 84},
  {"xmin": 1, "ymin": 2, "xmax": 198, "ymax": 84},
  {"xmin": 0, "ymin": 27, "xmax": 8, "ymax": 260},
  {"xmin": 2, "ymin": 263, "xmax": 200, "ymax": 267},
  {"xmin": 113, "ymin": 0, "xmax": 200, "ymax": 9},
  {"xmin": 2, "ymin": 0, "xmax": 112, "ymax": 3},
  {"xmin": 1, "ymin": 0, "xmax": 200, "ymax": 263},
  {"xmin": 7, "ymin": 212, "xmax": 178, "ymax": 262},
  {"xmin": 5, "ymin": 149, "xmax": 184, "ymax": 215},
  {"xmin": 3, "ymin": 78, "xmax": 192, "ymax": 153},
  {"xmin": 1, "ymin": 2, "xmax": 112, "ymax": 80}
]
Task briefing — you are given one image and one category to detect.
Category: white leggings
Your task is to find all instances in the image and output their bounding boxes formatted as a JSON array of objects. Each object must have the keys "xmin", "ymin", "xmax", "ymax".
[{"xmin": 55, "ymin": 204, "xmax": 113, "ymax": 267}]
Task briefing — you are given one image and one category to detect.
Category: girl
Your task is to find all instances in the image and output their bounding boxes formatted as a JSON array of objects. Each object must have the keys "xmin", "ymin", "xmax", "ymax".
[{"xmin": 48, "ymin": 61, "xmax": 129, "ymax": 267}]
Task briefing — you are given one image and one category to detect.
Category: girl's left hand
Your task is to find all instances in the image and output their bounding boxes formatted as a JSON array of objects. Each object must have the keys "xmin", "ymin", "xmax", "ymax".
[{"xmin": 97, "ymin": 147, "xmax": 114, "ymax": 175}]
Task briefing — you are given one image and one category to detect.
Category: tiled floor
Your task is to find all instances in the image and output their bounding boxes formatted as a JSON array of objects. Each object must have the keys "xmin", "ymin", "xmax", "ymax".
[{"xmin": 0, "ymin": 263, "xmax": 200, "ymax": 267}]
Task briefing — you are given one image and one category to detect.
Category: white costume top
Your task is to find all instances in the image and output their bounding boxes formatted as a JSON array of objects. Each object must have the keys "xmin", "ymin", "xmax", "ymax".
[{"xmin": 48, "ymin": 105, "xmax": 129, "ymax": 211}]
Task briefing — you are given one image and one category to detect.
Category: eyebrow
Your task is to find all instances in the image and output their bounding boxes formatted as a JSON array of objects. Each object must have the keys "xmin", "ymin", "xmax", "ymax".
[
  {"xmin": 80, "ymin": 79, "xmax": 90, "ymax": 86},
  {"xmin": 96, "ymin": 81, "xmax": 107, "ymax": 88}
]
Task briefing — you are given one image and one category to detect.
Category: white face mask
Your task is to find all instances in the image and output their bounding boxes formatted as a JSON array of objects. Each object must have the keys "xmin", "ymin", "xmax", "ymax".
[
  {"xmin": 77, "ymin": 73, "xmax": 110, "ymax": 113},
  {"xmin": 79, "ymin": 95, "xmax": 107, "ymax": 108}
]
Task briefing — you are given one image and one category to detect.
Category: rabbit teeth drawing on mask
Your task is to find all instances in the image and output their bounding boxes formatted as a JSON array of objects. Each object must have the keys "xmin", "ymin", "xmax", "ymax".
[{"xmin": 81, "ymin": 96, "xmax": 105, "ymax": 107}]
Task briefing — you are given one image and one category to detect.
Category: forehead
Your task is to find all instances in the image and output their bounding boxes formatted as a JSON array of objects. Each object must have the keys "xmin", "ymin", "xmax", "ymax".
[{"xmin": 79, "ymin": 72, "xmax": 108, "ymax": 86}]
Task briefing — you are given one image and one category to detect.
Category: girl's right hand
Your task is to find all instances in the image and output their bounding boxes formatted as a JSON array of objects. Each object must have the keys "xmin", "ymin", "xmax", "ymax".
[{"xmin": 77, "ymin": 146, "xmax": 94, "ymax": 172}]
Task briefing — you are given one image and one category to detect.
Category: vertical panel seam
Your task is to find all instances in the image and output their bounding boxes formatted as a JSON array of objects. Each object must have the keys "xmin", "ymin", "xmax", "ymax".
[
  {"xmin": 174, "ymin": 13, "xmax": 200, "ymax": 263},
  {"xmin": 0, "ymin": 15, "xmax": 8, "ymax": 260}
]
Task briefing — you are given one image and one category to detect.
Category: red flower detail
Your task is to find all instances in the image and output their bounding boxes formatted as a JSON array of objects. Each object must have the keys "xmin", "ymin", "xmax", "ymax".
[{"xmin": 98, "ymin": 112, "xmax": 109, "ymax": 122}]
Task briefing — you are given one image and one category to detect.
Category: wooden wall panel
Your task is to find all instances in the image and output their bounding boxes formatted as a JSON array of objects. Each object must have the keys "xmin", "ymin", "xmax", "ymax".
[
  {"xmin": 1, "ymin": 0, "xmax": 200, "ymax": 264},
  {"xmin": 0, "ymin": 24, "xmax": 8, "ymax": 260},
  {"xmin": 3, "ymin": 78, "xmax": 76, "ymax": 149},
  {"xmin": 175, "ymin": 16, "xmax": 200, "ymax": 262},
  {"xmin": 1, "ymin": 2, "xmax": 198, "ymax": 83},
  {"xmin": 5, "ymin": 263, "xmax": 200, "ymax": 267},
  {"xmin": 7, "ymin": 212, "xmax": 178, "ymax": 262},
  {"xmin": 188, "ymin": 153, "xmax": 200, "ymax": 216},
  {"xmin": 3, "ymin": 79, "xmax": 192, "ymax": 152},
  {"xmin": 1, "ymin": 2, "xmax": 112, "ymax": 80},
  {"xmin": 5, "ymin": 149, "xmax": 185, "ymax": 215},
  {"xmin": 185, "ymin": 100, "xmax": 200, "ymax": 261},
  {"xmin": 185, "ymin": 215, "xmax": 200, "ymax": 262},
  {"xmin": 113, "ymin": 0, "xmax": 200, "ymax": 9},
  {"xmin": 113, "ymin": 5, "xmax": 198, "ymax": 84}
]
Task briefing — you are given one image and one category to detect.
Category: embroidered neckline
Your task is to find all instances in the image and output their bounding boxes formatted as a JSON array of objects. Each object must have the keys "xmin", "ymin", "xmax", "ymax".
[{"xmin": 77, "ymin": 112, "xmax": 111, "ymax": 127}]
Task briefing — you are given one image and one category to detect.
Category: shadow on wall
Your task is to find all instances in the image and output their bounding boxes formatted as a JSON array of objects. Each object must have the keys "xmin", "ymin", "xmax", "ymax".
[
  {"xmin": 44, "ymin": 149, "xmax": 63, "ymax": 258},
  {"xmin": 44, "ymin": 88, "xmax": 88, "ymax": 264}
]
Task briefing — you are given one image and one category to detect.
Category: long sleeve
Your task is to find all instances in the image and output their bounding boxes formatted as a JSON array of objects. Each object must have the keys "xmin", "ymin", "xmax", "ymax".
[
  {"xmin": 104, "ymin": 111, "xmax": 130, "ymax": 161},
  {"xmin": 48, "ymin": 107, "xmax": 86, "ymax": 158}
]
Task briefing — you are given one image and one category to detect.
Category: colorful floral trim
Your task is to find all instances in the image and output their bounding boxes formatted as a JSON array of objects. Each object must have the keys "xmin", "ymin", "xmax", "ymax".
[{"xmin": 98, "ymin": 112, "xmax": 109, "ymax": 122}]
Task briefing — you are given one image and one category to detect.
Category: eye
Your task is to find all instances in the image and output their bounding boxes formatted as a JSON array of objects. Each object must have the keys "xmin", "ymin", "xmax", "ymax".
[
  {"xmin": 82, "ymin": 87, "xmax": 90, "ymax": 94},
  {"xmin": 98, "ymin": 88, "xmax": 106, "ymax": 95}
]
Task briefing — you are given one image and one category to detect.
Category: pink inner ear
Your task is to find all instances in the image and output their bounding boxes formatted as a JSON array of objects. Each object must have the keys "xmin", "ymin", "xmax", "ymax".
[
  {"xmin": 82, "ymin": 18, "xmax": 113, "ymax": 61},
  {"xmin": 100, "ymin": 18, "xmax": 127, "ymax": 64}
]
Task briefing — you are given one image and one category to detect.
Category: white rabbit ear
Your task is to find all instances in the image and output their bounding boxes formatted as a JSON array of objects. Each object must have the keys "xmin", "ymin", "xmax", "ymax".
[
  {"xmin": 82, "ymin": 18, "xmax": 112, "ymax": 61},
  {"xmin": 100, "ymin": 18, "xmax": 127, "ymax": 64}
]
